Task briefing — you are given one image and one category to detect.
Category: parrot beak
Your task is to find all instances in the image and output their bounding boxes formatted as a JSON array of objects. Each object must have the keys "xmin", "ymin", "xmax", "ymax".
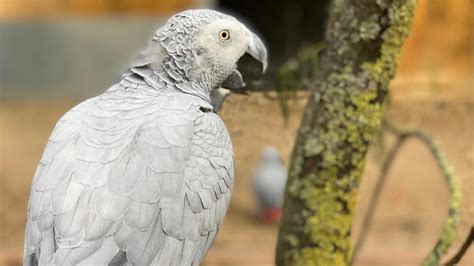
[
  {"xmin": 246, "ymin": 33, "xmax": 268, "ymax": 74},
  {"xmin": 221, "ymin": 33, "xmax": 268, "ymax": 92}
]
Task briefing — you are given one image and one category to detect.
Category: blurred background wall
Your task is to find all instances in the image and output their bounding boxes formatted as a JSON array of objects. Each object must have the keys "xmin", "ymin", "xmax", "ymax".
[
  {"xmin": 1, "ymin": 0, "xmax": 471, "ymax": 98},
  {"xmin": 0, "ymin": 0, "xmax": 334, "ymax": 97},
  {"xmin": 0, "ymin": 0, "xmax": 210, "ymax": 97}
]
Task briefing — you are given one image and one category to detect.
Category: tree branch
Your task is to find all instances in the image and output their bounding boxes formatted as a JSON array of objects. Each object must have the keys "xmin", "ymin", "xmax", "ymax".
[
  {"xmin": 444, "ymin": 226, "xmax": 473, "ymax": 266},
  {"xmin": 351, "ymin": 121, "xmax": 462, "ymax": 265},
  {"xmin": 275, "ymin": 1, "xmax": 418, "ymax": 264},
  {"xmin": 351, "ymin": 131, "xmax": 406, "ymax": 261}
]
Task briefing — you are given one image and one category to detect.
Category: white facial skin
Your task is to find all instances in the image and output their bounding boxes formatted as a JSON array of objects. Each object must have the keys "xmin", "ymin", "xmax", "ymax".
[{"xmin": 189, "ymin": 19, "xmax": 252, "ymax": 83}]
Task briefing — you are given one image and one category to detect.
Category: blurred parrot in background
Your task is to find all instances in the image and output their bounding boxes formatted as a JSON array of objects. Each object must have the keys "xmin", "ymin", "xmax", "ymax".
[
  {"xmin": 24, "ymin": 9, "xmax": 267, "ymax": 265},
  {"xmin": 253, "ymin": 146, "xmax": 287, "ymax": 223}
]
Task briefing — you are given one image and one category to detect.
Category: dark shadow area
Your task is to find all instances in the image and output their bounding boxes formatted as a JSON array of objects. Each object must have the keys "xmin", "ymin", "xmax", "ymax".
[{"xmin": 218, "ymin": 0, "xmax": 330, "ymax": 75}]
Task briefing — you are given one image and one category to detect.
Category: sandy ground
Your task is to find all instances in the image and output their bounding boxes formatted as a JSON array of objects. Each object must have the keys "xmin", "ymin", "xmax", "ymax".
[{"xmin": 0, "ymin": 80, "xmax": 472, "ymax": 265}]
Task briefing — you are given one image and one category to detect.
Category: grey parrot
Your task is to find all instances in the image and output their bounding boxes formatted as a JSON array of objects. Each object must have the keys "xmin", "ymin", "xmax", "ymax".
[
  {"xmin": 253, "ymin": 146, "xmax": 287, "ymax": 223},
  {"xmin": 24, "ymin": 9, "xmax": 267, "ymax": 265}
]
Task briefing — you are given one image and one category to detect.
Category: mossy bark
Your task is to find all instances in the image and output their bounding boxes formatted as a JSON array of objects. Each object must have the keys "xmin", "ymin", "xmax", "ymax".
[{"xmin": 275, "ymin": 1, "xmax": 417, "ymax": 265}]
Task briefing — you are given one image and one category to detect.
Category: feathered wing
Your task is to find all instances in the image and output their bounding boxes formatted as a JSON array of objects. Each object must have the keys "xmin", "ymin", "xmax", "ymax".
[{"xmin": 24, "ymin": 79, "xmax": 234, "ymax": 265}]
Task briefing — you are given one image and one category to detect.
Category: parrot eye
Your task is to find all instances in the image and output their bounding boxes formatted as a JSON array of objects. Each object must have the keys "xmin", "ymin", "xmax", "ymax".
[{"xmin": 219, "ymin": 30, "xmax": 230, "ymax": 41}]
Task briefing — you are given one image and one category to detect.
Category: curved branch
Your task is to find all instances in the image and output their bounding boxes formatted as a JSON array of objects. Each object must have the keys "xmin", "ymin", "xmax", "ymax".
[
  {"xmin": 352, "ymin": 133, "xmax": 407, "ymax": 260},
  {"xmin": 352, "ymin": 121, "xmax": 462, "ymax": 266},
  {"xmin": 385, "ymin": 123, "xmax": 462, "ymax": 266},
  {"xmin": 444, "ymin": 227, "xmax": 473, "ymax": 266}
]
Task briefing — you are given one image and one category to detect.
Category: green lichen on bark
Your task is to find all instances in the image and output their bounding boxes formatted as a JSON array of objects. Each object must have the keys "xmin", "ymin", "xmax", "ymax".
[
  {"xmin": 276, "ymin": 1, "xmax": 417, "ymax": 265},
  {"xmin": 423, "ymin": 177, "xmax": 461, "ymax": 265}
]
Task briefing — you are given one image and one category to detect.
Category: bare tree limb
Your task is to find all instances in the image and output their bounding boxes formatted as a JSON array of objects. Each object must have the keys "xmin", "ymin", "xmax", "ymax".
[
  {"xmin": 386, "ymin": 123, "xmax": 462, "ymax": 266},
  {"xmin": 444, "ymin": 226, "xmax": 473, "ymax": 266},
  {"xmin": 351, "ymin": 121, "xmax": 462, "ymax": 265},
  {"xmin": 351, "ymin": 132, "xmax": 406, "ymax": 261}
]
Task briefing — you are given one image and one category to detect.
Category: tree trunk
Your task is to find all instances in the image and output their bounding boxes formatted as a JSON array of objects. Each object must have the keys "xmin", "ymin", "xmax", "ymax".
[{"xmin": 275, "ymin": 0, "xmax": 418, "ymax": 265}]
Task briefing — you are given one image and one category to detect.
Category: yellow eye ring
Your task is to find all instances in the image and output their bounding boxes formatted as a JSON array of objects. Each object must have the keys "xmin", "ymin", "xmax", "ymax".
[{"xmin": 219, "ymin": 30, "xmax": 230, "ymax": 41}]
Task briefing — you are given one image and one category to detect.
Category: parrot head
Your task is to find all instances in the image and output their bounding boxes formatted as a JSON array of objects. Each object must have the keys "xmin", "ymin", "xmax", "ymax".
[
  {"xmin": 132, "ymin": 9, "xmax": 268, "ymax": 103},
  {"xmin": 262, "ymin": 146, "xmax": 283, "ymax": 164},
  {"xmin": 190, "ymin": 12, "xmax": 268, "ymax": 91}
]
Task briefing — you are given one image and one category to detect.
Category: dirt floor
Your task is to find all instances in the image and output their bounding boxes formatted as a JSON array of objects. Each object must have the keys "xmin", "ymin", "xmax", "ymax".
[{"xmin": 0, "ymin": 78, "xmax": 472, "ymax": 265}]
